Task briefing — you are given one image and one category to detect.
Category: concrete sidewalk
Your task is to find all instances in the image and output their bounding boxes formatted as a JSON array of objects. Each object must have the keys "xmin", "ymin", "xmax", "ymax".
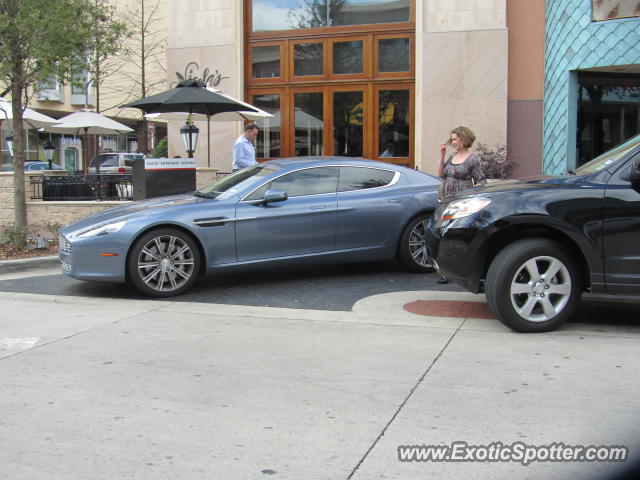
[{"xmin": 1, "ymin": 267, "xmax": 639, "ymax": 479}]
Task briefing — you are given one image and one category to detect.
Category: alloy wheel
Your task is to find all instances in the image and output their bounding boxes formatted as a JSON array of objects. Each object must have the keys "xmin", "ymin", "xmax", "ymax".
[
  {"xmin": 509, "ymin": 255, "xmax": 572, "ymax": 322},
  {"xmin": 136, "ymin": 234, "xmax": 196, "ymax": 292}
]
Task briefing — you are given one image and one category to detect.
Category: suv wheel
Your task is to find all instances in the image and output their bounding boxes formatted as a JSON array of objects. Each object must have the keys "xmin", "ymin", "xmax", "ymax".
[
  {"xmin": 128, "ymin": 228, "xmax": 200, "ymax": 297},
  {"xmin": 397, "ymin": 213, "xmax": 435, "ymax": 273},
  {"xmin": 485, "ymin": 239, "xmax": 582, "ymax": 332}
]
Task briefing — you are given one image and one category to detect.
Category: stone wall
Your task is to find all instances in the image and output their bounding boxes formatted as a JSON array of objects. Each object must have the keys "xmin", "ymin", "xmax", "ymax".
[{"xmin": 0, "ymin": 168, "xmax": 220, "ymax": 228}]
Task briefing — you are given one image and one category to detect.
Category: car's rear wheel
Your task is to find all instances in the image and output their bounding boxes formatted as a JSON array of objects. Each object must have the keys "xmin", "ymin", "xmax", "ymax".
[
  {"xmin": 397, "ymin": 213, "xmax": 435, "ymax": 273},
  {"xmin": 128, "ymin": 228, "xmax": 200, "ymax": 297},
  {"xmin": 485, "ymin": 239, "xmax": 582, "ymax": 332}
]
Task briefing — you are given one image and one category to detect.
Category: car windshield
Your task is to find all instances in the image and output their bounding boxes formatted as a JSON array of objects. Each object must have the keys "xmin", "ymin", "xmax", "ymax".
[
  {"xmin": 195, "ymin": 164, "xmax": 280, "ymax": 199},
  {"xmin": 574, "ymin": 133, "xmax": 640, "ymax": 175}
]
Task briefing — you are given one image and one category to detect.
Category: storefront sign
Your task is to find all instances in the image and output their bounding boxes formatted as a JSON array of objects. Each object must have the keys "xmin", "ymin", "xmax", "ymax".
[
  {"xmin": 144, "ymin": 157, "xmax": 196, "ymax": 170},
  {"xmin": 171, "ymin": 62, "xmax": 229, "ymax": 88}
]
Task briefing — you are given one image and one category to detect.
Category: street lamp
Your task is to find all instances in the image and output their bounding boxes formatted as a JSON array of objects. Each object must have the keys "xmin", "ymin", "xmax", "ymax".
[
  {"xmin": 5, "ymin": 134, "xmax": 13, "ymax": 158},
  {"xmin": 44, "ymin": 139, "xmax": 55, "ymax": 170},
  {"xmin": 180, "ymin": 121, "xmax": 199, "ymax": 158}
]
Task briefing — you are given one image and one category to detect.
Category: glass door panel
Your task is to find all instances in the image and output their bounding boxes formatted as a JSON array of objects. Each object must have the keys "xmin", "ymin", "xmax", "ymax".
[
  {"xmin": 293, "ymin": 92, "xmax": 324, "ymax": 156},
  {"xmin": 252, "ymin": 93, "xmax": 281, "ymax": 159},
  {"xmin": 333, "ymin": 91, "xmax": 364, "ymax": 157},
  {"xmin": 378, "ymin": 89, "xmax": 410, "ymax": 158}
]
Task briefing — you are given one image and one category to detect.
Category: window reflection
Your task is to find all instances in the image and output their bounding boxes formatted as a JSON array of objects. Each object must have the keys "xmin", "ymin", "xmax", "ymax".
[
  {"xmin": 252, "ymin": 0, "xmax": 410, "ymax": 31},
  {"xmin": 294, "ymin": 43, "xmax": 323, "ymax": 76},
  {"xmin": 333, "ymin": 41, "xmax": 363, "ymax": 75},
  {"xmin": 252, "ymin": 45, "xmax": 280, "ymax": 78},
  {"xmin": 253, "ymin": 94, "xmax": 281, "ymax": 159},
  {"xmin": 338, "ymin": 167, "xmax": 395, "ymax": 191},
  {"xmin": 294, "ymin": 92, "xmax": 324, "ymax": 156},
  {"xmin": 378, "ymin": 90, "xmax": 410, "ymax": 157},
  {"xmin": 333, "ymin": 91, "xmax": 363, "ymax": 157},
  {"xmin": 379, "ymin": 38, "xmax": 410, "ymax": 72}
]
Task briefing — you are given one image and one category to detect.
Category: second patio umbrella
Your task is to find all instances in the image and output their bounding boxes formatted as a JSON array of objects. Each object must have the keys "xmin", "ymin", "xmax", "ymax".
[{"xmin": 45, "ymin": 109, "xmax": 134, "ymax": 135}]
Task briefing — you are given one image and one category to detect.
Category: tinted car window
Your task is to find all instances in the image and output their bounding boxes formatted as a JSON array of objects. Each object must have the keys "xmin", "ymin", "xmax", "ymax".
[
  {"xmin": 269, "ymin": 167, "xmax": 339, "ymax": 197},
  {"xmin": 338, "ymin": 167, "xmax": 395, "ymax": 191}
]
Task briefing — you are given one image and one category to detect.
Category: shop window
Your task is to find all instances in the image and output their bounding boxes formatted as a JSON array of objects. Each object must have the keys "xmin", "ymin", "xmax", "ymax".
[
  {"xmin": 294, "ymin": 43, "xmax": 324, "ymax": 76},
  {"xmin": 378, "ymin": 37, "xmax": 410, "ymax": 73},
  {"xmin": 252, "ymin": 45, "xmax": 281, "ymax": 79},
  {"xmin": 378, "ymin": 89, "xmax": 410, "ymax": 157},
  {"xmin": 333, "ymin": 41, "xmax": 363, "ymax": 75},
  {"xmin": 577, "ymin": 72, "xmax": 640, "ymax": 167},
  {"xmin": 592, "ymin": 0, "xmax": 640, "ymax": 21}
]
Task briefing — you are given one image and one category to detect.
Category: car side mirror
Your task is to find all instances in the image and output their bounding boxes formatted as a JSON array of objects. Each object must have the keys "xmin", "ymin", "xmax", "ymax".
[{"xmin": 258, "ymin": 189, "xmax": 288, "ymax": 205}]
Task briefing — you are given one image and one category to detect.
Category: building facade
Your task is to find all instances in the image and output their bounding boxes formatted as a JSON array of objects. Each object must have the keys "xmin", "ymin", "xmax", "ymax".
[
  {"xmin": 544, "ymin": 0, "xmax": 640, "ymax": 174},
  {"xmin": 167, "ymin": 0, "xmax": 513, "ymax": 175}
]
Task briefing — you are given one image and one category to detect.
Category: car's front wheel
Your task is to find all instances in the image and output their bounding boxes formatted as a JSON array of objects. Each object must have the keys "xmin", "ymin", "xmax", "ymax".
[
  {"xmin": 128, "ymin": 228, "xmax": 200, "ymax": 297},
  {"xmin": 397, "ymin": 213, "xmax": 435, "ymax": 273},
  {"xmin": 485, "ymin": 239, "xmax": 582, "ymax": 332}
]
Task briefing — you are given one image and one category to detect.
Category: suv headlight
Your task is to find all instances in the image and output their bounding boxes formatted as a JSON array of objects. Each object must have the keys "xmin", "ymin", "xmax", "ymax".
[
  {"xmin": 435, "ymin": 197, "xmax": 491, "ymax": 221},
  {"xmin": 73, "ymin": 220, "xmax": 126, "ymax": 239}
]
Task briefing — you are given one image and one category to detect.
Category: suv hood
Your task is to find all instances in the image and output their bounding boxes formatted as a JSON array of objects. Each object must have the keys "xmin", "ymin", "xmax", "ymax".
[{"xmin": 446, "ymin": 175, "xmax": 584, "ymax": 199}]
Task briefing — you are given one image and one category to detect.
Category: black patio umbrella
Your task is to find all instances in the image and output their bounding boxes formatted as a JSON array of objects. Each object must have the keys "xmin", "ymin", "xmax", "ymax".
[{"xmin": 120, "ymin": 79, "xmax": 259, "ymax": 116}]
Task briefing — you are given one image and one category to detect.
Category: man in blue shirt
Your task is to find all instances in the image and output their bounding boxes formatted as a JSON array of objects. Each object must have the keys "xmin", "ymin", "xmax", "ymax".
[{"xmin": 232, "ymin": 124, "xmax": 259, "ymax": 172}]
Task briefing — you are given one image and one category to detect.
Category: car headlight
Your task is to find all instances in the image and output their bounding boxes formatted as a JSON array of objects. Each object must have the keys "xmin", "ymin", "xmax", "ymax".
[
  {"xmin": 73, "ymin": 220, "xmax": 126, "ymax": 239},
  {"xmin": 435, "ymin": 197, "xmax": 492, "ymax": 221}
]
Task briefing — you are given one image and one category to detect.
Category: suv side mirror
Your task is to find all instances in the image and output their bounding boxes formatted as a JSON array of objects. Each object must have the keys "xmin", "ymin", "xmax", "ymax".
[{"xmin": 257, "ymin": 189, "xmax": 288, "ymax": 205}]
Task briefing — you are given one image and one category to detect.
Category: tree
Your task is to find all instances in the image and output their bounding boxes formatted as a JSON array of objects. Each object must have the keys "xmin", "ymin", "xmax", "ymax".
[
  {"xmin": 99, "ymin": 0, "xmax": 167, "ymax": 154},
  {"xmin": 0, "ymin": 0, "xmax": 126, "ymax": 246}
]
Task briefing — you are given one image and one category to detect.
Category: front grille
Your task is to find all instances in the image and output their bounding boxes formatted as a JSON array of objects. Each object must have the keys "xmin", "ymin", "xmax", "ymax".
[{"xmin": 59, "ymin": 234, "xmax": 72, "ymax": 255}]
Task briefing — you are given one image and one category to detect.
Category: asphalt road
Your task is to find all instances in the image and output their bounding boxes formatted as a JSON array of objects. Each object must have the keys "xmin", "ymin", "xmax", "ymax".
[{"xmin": 0, "ymin": 260, "xmax": 461, "ymax": 311}]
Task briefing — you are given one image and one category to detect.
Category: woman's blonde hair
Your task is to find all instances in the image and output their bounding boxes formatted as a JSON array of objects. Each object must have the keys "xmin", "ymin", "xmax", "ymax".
[{"xmin": 447, "ymin": 126, "xmax": 476, "ymax": 149}]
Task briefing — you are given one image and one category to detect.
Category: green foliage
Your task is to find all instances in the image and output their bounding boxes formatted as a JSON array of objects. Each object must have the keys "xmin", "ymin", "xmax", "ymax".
[
  {"xmin": 475, "ymin": 143, "xmax": 515, "ymax": 180},
  {"xmin": 152, "ymin": 137, "xmax": 168, "ymax": 158},
  {"xmin": 0, "ymin": 0, "xmax": 127, "ymax": 232},
  {"xmin": 0, "ymin": 224, "xmax": 31, "ymax": 249}
]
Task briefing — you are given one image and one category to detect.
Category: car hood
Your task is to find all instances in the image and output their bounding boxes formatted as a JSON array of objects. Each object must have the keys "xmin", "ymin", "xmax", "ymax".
[
  {"xmin": 62, "ymin": 193, "xmax": 225, "ymax": 233},
  {"xmin": 446, "ymin": 175, "xmax": 584, "ymax": 199}
]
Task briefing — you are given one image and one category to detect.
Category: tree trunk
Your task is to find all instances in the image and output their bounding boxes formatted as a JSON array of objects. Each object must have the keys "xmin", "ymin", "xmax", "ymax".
[{"xmin": 11, "ymin": 83, "xmax": 27, "ymax": 248}]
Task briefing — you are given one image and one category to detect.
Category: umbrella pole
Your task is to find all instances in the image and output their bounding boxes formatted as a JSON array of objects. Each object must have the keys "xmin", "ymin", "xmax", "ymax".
[{"xmin": 207, "ymin": 115, "xmax": 211, "ymax": 168}]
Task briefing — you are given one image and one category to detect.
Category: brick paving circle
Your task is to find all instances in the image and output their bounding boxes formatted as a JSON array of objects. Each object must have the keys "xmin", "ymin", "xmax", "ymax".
[{"xmin": 404, "ymin": 300, "xmax": 496, "ymax": 319}]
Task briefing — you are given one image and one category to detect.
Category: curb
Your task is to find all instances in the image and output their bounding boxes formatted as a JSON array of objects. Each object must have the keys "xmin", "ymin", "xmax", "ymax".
[{"xmin": 0, "ymin": 255, "xmax": 59, "ymax": 274}]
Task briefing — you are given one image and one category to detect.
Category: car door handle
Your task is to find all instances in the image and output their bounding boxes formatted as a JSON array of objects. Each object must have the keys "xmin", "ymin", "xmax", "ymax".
[
  {"xmin": 388, "ymin": 199, "xmax": 402, "ymax": 204},
  {"xmin": 311, "ymin": 204, "xmax": 329, "ymax": 210}
]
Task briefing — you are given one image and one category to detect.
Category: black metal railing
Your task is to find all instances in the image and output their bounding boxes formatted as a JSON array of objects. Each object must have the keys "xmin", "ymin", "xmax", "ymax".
[{"xmin": 31, "ymin": 174, "xmax": 133, "ymax": 201}]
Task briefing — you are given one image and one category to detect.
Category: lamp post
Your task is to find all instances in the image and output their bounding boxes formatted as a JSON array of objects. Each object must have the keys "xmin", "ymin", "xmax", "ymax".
[
  {"xmin": 5, "ymin": 134, "xmax": 13, "ymax": 158},
  {"xmin": 44, "ymin": 139, "xmax": 55, "ymax": 170},
  {"xmin": 180, "ymin": 121, "xmax": 199, "ymax": 158}
]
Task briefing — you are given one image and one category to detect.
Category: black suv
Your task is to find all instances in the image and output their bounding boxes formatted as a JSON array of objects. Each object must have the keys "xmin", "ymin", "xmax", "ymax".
[{"xmin": 429, "ymin": 134, "xmax": 640, "ymax": 333}]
